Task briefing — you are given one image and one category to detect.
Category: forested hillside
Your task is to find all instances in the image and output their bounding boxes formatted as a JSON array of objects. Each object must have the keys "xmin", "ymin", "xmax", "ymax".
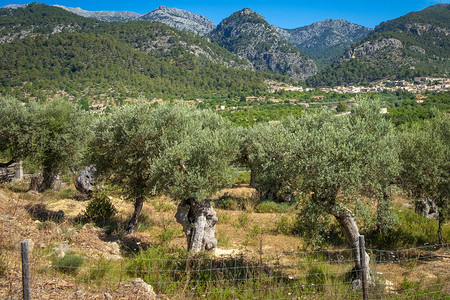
[
  {"xmin": 306, "ymin": 4, "xmax": 450, "ymax": 87},
  {"xmin": 0, "ymin": 3, "xmax": 287, "ymax": 100}
]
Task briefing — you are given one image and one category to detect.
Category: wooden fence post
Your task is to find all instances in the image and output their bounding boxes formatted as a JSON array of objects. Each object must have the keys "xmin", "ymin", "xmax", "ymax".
[
  {"xmin": 359, "ymin": 235, "xmax": 368, "ymax": 300},
  {"xmin": 21, "ymin": 240, "xmax": 30, "ymax": 300}
]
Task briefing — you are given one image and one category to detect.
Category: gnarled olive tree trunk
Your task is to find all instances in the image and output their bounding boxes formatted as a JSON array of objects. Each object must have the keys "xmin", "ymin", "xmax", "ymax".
[
  {"xmin": 326, "ymin": 204, "xmax": 373, "ymax": 289},
  {"xmin": 127, "ymin": 196, "xmax": 145, "ymax": 234},
  {"xmin": 175, "ymin": 199, "xmax": 218, "ymax": 254}
]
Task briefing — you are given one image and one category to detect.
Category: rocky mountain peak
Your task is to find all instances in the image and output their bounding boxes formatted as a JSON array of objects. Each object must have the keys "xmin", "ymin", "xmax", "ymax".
[
  {"xmin": 210, "ymin": 9, "xmax": 317, "ymax": 80},
  {"xmin": 141, "ymin": 6, "xmax": 216, "ymax": 35},
  {"xmin": 52, "ymin": 5, "xmax": 142, "ymax": 22}
]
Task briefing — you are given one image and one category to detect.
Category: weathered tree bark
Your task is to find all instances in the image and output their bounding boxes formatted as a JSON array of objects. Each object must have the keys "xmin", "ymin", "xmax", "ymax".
[
  {"xmin": 39, "ymin": 166, "xmax": 61, "ymax": 192},
  {"xmin": 175, "ymin": 199, "xmax": 218, "ymax": 254},
  {"xmin": 326, "ymin": 205, "xmax": 373, "ymax": 289},
  {"xmin": 75, "ymin": 165, "xmax": 96, "ymax": 198},
  {"xmin": 249, "ymin": 170, "xmax": 256, "ymax": 188},
  {"xmin": 438, "ymin": 210, "xmax": 444, "ymax": 246},
  {"xmin": 127, "ymin": 196, "xmax": 145, "ymax": 234}
]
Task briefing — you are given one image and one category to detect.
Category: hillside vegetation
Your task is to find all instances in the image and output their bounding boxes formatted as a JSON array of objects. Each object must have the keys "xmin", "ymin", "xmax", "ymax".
[{"xmin": 306, "ymin": 4, "xmax": 450, "ymax": 87}]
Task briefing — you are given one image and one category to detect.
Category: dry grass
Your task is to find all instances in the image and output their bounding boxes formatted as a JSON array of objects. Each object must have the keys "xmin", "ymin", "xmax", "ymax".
[{"xmin": 0, "ymin": 183, "xmax": 449, "ymax": 299}]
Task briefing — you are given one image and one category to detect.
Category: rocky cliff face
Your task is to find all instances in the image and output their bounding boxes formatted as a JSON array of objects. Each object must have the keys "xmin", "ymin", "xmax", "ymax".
[
  {"xmin": 140, "ymin": 6, "xmax": 216, "ymax": 36},
  {"xmin": 53, "ymin": 5, "xmax": 142, "ymax": 22},
  {"xmin": 275, "ymin": 19, "xmax": 372, "ymax": 65},
  {"xmin": 342, "ymin": 37, "xmax": 403, "ymax": 59},
  {"xmin": 209, "ymin": 8, "xmax": 317, "ymax": 80}
]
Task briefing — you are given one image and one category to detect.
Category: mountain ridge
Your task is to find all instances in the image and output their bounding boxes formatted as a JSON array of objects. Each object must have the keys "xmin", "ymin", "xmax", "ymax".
[
  {"xmin": 306, "ymin": 4, "xmax": 450, "ymax": 87},
  {"xmin": 209, "ymin": 8, "xmax": 318, "ymax": 80}
]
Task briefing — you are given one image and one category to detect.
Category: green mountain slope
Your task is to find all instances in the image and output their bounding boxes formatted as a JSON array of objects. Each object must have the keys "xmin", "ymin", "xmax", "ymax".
[
  {"xmin": 306, "ymin": 4, "xmax": 450, "ymax": 87},
  {"xmin": 0, "ymin": 3, "xmax": 287, "ymax": 100}
]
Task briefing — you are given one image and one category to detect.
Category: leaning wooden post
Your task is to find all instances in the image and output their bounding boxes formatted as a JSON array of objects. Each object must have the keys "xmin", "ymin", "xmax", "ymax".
[
  {"xmin": 359, "ymin": 235, "xmax": 368, "ymax": 300},
  {"xmin": 21, "ymin": 240, "xmax": 30, "ymax": 300}
]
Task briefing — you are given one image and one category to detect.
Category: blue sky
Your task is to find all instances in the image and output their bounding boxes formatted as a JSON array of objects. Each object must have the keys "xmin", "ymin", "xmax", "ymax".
[{"xmin": 1, "ymin": 0, "xmax": 449, "ymax": 28}]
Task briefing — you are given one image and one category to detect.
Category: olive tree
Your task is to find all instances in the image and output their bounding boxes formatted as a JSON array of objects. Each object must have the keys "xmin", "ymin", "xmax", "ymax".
[
  {"xmin": 0, "ymin": 97, "xmax": 91, "ymax": 190},
  {"xmin": 92, "ymin": 102, "xmax": 240, "ymax": 246},
  {"xmin": 252, "ymin": 101, "xmax": 399, "ymax": 288},
  {"xmin": 398, "ymin": 112, "xmax": 449, "ymax": 245},
  {"xmin": 243, "ymin": 123, "xmax": 298, "ymax": 201},
  {"xmin": 28, "ymin": 99, "xmax": 91, "ymax": 191},
  {"xmin": 0, "ymin": 97, "xmax": 31, "ymax": 167}
]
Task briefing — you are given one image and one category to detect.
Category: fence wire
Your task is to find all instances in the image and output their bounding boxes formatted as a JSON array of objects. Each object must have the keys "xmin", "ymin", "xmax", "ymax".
[{"xmin": 0, "ymin": 243, "xmax": 449, "ymax": 299}]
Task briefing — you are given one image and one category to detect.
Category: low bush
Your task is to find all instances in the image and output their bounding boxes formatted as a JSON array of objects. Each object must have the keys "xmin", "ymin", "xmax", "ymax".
[
  {"xmin": 234, "ymin": 172, "xmax": 250, "ymax": 185},
  {"xmin": 366, "ymin": 209, "xmax": 450, "ymax": 249},
  {"xmin": 274, "ymin": 215, "xmax": 294, "ymax": 235},
  {"xmin": 215, "ymin": 196, "xmax": 241, "ymax": 210},
  {"xmin": 85, "ymin": 192, "xmax": 117, "ymax": 227},
  {"xmin": 54, "ymin": 252, "xmax": 84, "ymax": 275},
  {"xmin": 254, "ymin": 201, "xmax": 279, "ymax": 213}
]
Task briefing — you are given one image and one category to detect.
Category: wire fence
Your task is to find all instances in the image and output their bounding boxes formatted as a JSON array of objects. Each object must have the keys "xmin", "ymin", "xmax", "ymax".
[{"xmin": 0, "ymin": 240, "xmax": 449, "ymax": 299}]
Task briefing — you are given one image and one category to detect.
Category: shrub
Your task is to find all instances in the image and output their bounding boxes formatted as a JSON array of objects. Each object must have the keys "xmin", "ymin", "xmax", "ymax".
[
  {"xmin": 274, "ymin": 215, "xmax": 294, "ymax": 235},
  {"xmin": 215, "ymin": 196, "xmax": 240, "ymax": 210},
  {"xmin": 254, "ymin": 201, "xmax": 279, "ymax": 213},
  {"xmin": 54, "ymin": 252, "xmax": 84, "ymax": 275},
  {"xmin": 234, "ymin": 172, "xmax": 250, "ymax": 185},
  {"xmin": 85, "ymin": 192, "xmax": 117, "ymax": 227}
]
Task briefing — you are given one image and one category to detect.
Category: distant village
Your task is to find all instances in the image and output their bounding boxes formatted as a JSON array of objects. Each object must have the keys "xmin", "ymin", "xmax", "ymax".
[
  {"xmin": 269, "ymin": 77, "xmax": 450, "ymax": 95},
  {"xmin": 89, "ymin": 77, "xmax": 450, "ymax": 114}
]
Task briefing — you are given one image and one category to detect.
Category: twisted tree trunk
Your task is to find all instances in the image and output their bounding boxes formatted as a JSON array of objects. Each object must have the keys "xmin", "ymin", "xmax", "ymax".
[
  {"xmin": 127, "ymin": 195, "xmax": 145, "ymax": 234},
  {"xmin": 175, "ymin": 199, "xmax": 218, "ymax": 254},
  {"xmin": 326, "ymin": 204, "xmax": 373, "ymax": 289}
]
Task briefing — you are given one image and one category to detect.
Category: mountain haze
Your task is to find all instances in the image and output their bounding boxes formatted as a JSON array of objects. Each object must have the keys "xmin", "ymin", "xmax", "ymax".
[{"xmin": 210, "ymin": 8, "xmax": 317, "ymax": 80}]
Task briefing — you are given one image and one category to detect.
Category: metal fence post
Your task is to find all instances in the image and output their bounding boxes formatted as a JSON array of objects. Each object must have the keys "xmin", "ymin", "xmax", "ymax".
[
  {"xmin": 359, "ymin": 235, "xmax": 368, "ymax": 300},
  {"xmin": 21, "ymin": 240, "xmax": 30, "ymax": 300}
]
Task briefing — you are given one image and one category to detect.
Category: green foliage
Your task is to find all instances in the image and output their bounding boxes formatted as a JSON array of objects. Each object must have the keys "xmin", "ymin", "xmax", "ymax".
[
  {"xmin": 215, "ymin": 196, "xmax": 241, "ymax": 210},
  {"xmin": 367, "ymin": 209, "xmax": 450, "ymax": 249},
  {"xmin": 85, "ymin": 193, "xmax": 117, "ymax": 227},
  {"xmin": 54, "ymin": 252, "xmax": 84, "ymax": 275},
  {"xmin": 92, "ymin": 103, "xmax": 240, "ymax": 205},
  {"xmin": 398, "ymin": 112, "xmax": 450, "ymax": 242},
  {"xmin": 307, "ymin": 5, "xmax": 450, "ymax": 86},
  {"xmin": 273, "ymin": 215, "xmax": 294, "ymax": 235},
  {"xmin": 0, "ymin": 4, "xmax": 288, "ymax": 100},
  {"xmin": 294, "ymin": 200, "xmax": 339, "ymax": 248},
  {"xmin": 0, "ymin": 97, "xmax": 31, "ymax": 161},
  {"xmin": 254, "ymin": 201, "xmax": 280, "ymax": 213}
]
